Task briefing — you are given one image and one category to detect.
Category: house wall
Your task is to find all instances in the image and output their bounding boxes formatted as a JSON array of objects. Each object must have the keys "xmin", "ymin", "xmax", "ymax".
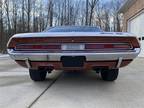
[{"xmin": 123, "ymin": 0, "xmax": 144, "ymax": 31}]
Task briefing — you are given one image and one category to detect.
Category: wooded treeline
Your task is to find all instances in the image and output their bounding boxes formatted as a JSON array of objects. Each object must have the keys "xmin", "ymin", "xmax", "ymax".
[{"xmin": 0, "ymin": 0, "xmax": 124, "ymax": 53}]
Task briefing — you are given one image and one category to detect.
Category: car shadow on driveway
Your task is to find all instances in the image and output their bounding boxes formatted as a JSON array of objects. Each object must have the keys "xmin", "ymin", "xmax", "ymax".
[
  {"xmin": 58, "ymin": 70, "xmax": 116, "ymax": 92},
  {"xmin": 31, "ymin": 70, "xmax": 121, "ymax": 108}
]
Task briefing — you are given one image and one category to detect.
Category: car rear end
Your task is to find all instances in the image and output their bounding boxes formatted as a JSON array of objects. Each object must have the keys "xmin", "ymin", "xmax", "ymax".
[
  {"xmin": 7, "ymin": 26, "xmax": 140, "ymax": 81},
  {"xmin": 7, "ymin": 33, "xmax": 140, "ymax": 70}
]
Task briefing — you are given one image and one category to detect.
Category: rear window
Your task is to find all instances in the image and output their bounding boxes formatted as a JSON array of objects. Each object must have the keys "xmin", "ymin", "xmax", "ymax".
[{"xmin": 44, "ymin": 26, "xmax": 102, "ymax": 32}]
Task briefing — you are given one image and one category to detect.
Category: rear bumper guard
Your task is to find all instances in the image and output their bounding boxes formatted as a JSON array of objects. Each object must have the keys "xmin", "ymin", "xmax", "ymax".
[
  {"xmin": 25, "ymin": 58, "xmax": 31, "ymax": 68},
  {"xmin": 116, "ymin": 57, "xmax": 123, "ymax": 68}
]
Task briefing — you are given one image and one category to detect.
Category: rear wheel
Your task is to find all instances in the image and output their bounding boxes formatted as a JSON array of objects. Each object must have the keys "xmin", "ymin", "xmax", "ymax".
[
  {"xmin": 29, "ymin": 69, "xmax": 47, "ymax": 81},
  {"xmin": 47, "ymin": 69, "xmax": 53, "ymax": 74},
  {"xmin": 101, "ymin": 69, "xmax": 119, "ymax": 81}
]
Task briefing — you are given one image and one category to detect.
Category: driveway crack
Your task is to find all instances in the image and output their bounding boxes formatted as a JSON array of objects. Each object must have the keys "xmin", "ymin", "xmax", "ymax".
[{"xmin": 27, "ymin": 74, "xmax": 61, "ymax": 108}]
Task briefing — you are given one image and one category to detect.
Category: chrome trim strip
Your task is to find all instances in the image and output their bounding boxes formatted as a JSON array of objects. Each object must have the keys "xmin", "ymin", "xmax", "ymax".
[{"xmin": 7, "ymin": 48, "xmax": 140, "ymax": 61}]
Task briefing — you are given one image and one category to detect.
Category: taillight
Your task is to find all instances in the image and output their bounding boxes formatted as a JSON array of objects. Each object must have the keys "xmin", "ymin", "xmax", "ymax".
[
  {"xmin": 113, "ymin": 44, "xmax": 131, "ymax": 49},
  {"xmin": 85, "ymin": 43, "xmax": 132, "ymax": 50},
  {"xmin": 15, "ymin": 44, "xmax": 61, "ymax": 51}
]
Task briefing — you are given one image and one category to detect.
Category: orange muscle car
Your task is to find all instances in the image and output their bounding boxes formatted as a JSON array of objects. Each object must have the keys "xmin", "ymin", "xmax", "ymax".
[{"xmin": 7, "ymin": 26, "xmax": 140, "ymax": 81}]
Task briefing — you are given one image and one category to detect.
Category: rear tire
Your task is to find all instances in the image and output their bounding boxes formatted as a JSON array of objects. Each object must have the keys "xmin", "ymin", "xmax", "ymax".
[
  {"xmin": 29, "ymin": 69, "xmax": 47, "ymax": 81},
  {"xmin": 47, "ymin": 69, "xmax": 53, "ymax": 74},
  {"xmin": 101, "ymin": 69, "xmax": 119, "ymax": 81}
]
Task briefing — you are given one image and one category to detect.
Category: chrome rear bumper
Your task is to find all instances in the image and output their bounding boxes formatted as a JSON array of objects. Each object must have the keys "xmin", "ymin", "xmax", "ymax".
[{"xmin": 7, "ymin": 48, "xmax": 140, "ymax": 61}]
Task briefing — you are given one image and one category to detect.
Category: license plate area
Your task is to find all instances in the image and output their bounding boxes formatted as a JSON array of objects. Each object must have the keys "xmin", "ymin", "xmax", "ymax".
[
  {"xmin": 61, "ymin": 44, "xmax": 85, "ymax": 50},
  {"xmin": 61, "ymin": 56, "xmax": 86, "ymax": 67}
]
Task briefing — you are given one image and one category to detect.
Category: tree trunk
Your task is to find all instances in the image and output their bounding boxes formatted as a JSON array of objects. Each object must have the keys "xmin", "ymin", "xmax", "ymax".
[
  {"xmin": 0, "ymin": 1, "xmax": 3, "ymax": 52},
  {"xmin": 85, "ymin": 0, "xmax": 89, "ymax": 25},
  {"xmin": 22, "ymin": 0, "xmax": 25, "ymax": 32},
  {"xmin": 27, "ymin": 0, "xmax": 31, "ymax": 32}
]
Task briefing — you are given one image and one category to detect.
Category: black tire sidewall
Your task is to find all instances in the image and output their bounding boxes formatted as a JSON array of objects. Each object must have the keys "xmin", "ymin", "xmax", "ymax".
[
  {"xmin": 29, "ymin": 69, "xmax": 47, "ymax": 81},
  {"xmin": 101, "ymin": 69, "xmax": 119, "ymax": 81}
]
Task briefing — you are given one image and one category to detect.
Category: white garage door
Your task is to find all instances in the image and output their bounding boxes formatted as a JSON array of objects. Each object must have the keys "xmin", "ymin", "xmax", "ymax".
[{"xmin": 128, "ymin": 12, "xmax": 144, "ymax": 57}]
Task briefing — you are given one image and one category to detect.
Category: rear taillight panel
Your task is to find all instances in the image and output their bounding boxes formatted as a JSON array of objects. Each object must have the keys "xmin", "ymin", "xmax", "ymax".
[
  {"xmin": 15, "ymin": 44, "xmax": 61, "ymax": 51},
  {"xmin": 85, "ymin": 43, "xmax": 132, "ymax": 50},
  {"xmin": 7, "ymin": 36, "xmax": 140, "ymax": 51},
  {"xmin": 14, "ymin": 43, "xmax": 132, "ymax": 51}
]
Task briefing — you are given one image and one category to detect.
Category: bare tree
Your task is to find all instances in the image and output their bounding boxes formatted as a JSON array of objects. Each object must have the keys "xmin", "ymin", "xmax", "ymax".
[
  {"xmin": 48, "ymin": 0, "xmax": 54, "ymax": 27},
  {"xmin": 12, "ymin": 0, "xmax": 18, "ymax": 34},
  {"xmin": 22, "ymin": 0, "xmax": 25, "ymax": 32},
  {"xmin": 85, "ymin": 0, "xmax": 89, "ymax": 25},
  {"xmin": 111, "ymin": 0, "xmax": 124, "ymax": 32},
  {"xmin": 95, "ymin": 1, "xmax": 102, "ymax": 28},
  {"xmin": 4, "ymin": 0, "xmax": 11, "ymax": 33},
  {"xmin": 27, "ymin": 0, "xmax": 31, "ymax": 32},
  {"xmin": 89, "ymin": 0, "xmax": 98, "ymax": 26},
  {"xmin": 0, "ymin": 0, "xmax": 4, "ymax": 52},
  {"xmin": 0, "ymin": 0, "xmax": 125, "ymax": 53},
  {"xmin": 32, "ymin": 0, "xmax": 36, "ymax": 32}
]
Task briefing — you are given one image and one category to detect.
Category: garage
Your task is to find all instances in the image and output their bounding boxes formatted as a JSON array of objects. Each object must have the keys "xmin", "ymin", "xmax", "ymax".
[
  {"xmin": 118, "ymin": 0, "xmax": 144, "ymax": 57},
  {"xmin": 128, "ymin": 11, "xmax": 144, "ymax": 57}
]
